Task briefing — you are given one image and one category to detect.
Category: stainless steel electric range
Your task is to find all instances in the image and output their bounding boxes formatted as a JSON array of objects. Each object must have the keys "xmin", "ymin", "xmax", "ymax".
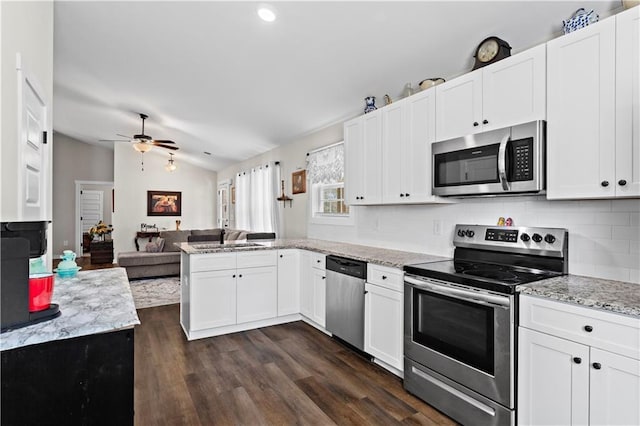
[{"xmin": 403, "ymin": 224, "xmax": 568, "ymax": 426}]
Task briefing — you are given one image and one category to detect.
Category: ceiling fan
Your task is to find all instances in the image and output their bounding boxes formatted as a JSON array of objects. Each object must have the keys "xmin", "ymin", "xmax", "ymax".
[{"xmin": 100, "ymin": 113, "xmax": 179, "ymax": 152}]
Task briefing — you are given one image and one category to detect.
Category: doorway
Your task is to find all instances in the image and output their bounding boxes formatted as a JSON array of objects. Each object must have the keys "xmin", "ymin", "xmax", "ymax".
[{"xmin": 75, "ymin": 181, "xmax": 113, "ymax": 255}]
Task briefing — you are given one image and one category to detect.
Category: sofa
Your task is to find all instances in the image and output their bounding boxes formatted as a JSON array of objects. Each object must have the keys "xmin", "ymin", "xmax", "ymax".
[{"xmin": 117, "ymin": 228, "xmax": 249, "ymax": 280}]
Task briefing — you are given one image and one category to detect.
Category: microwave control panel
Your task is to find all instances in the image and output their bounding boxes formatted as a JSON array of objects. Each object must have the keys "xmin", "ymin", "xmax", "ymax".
[{"xmin": 511, "ymin": 138, "xmax": 533, "ymax": 181}]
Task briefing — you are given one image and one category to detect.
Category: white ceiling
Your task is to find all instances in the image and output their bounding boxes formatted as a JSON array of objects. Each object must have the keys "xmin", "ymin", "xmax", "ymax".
[{"xmin": 53, "ymin": 1, "xmax": 620, "ymax": 171}]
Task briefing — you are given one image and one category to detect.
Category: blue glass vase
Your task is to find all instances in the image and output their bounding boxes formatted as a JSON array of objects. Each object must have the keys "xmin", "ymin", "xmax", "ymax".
[{"xmin": 364, "ymin": 96, "xmax": 377, "ymax": 114}]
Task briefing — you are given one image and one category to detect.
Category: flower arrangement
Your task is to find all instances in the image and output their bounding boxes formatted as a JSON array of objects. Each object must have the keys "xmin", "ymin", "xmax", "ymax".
[{"xmin": 88, "ymin": 220, "xmax": 113, "ymax": 241}]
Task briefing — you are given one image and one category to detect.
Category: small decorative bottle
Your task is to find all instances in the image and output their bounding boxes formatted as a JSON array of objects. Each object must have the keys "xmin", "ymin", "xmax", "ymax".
[{"xmin": 364, "ymin": 96, "xmax": 377, "ymax": 114}]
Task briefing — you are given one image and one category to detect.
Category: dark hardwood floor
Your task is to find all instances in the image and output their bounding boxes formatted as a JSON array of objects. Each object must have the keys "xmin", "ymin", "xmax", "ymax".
[{"xmin": 134, "ymin": 305, "xmax": 457, "ymax": 426}]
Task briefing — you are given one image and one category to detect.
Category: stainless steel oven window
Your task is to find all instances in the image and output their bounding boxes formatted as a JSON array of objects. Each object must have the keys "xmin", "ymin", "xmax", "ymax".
[{"xmin": 412, "ymin": 288, "xmax": 495, "ymax": 374}]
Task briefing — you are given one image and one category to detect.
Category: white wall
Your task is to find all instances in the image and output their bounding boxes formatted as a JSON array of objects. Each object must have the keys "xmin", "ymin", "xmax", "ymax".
[
  {"xmin": 1, "ymin": 1, "xmax": 54, "ymax": 262},
  {"xmin": 217, "ymin": 122, "xmax": 343, "ymax": 238},
  {"xmin": 113, "ymin": 144, "xmax": 217, "ymax": 256},
  {"xmin": 52, "ymin": 133, "xmax": 114, "ymax": 255}
]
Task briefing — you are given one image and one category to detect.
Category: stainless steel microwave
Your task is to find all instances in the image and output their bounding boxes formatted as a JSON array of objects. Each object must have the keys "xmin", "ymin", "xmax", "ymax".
[{"xmin": 432, "ymin": 120, "xmax": 545, "ymax": 197}]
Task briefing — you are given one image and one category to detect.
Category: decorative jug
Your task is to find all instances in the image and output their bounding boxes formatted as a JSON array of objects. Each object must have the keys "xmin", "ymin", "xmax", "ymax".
[
  {"xmin": 58, "ymin": 250, "xmax": 78, "ymax": 270},
  {"xmin": 364, "ymin": 96, "xmax": 377, "ymax": 114}
]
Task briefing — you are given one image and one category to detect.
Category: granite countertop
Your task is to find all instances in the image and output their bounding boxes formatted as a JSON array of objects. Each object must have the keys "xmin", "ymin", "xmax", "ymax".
[
  {"xmin": 179, "ymin": 238, "xmax": 448, "ymax": 268},
  {"xmin": 519, "ymin": 275, "xmax": 640, "ymax": 318},
  {"xmin": 1, "ymin": 268, "xmax": 140, "ymax": 351}
]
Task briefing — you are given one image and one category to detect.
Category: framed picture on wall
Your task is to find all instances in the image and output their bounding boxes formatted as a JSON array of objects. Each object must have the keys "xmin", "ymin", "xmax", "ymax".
[
  {"xmin": 147, "ymin": 191, "xmax": 182, "ymax": 216},
  {"xmin": 231, "ymin": 186, "xmax": 236, "ymax": 204},
  {"xmin": 292, "ymin": 170, "xmax": 306, "ymax": 194}
]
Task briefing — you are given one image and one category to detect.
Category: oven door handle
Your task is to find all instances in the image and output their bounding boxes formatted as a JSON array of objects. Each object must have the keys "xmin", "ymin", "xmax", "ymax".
[
  {"xmin": 498, "ymin": 133, "xmax": 511, "ymax": 191},
  {"xmin": 404, "ymin": 276, "xmax": 510, "ymax": 308}
]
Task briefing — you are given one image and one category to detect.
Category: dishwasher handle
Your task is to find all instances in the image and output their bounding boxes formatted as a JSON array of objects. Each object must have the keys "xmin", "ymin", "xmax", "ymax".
[{"xmin": 326, "ymin": 255, "xmax": 367, "ymax": 279}]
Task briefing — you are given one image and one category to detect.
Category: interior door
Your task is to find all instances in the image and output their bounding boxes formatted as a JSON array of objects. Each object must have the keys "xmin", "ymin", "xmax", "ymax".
[
  {"xmin": 19, "ymin": 65, "xmax": 49, "ymax": 221},
  {"xmin": 79, "ymin": 190, "xmax": 103, "ymax": 252}
]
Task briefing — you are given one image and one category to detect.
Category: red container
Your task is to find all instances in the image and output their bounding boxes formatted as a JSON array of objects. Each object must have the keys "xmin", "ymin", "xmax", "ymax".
[{"xmin": 28, "ymin": 273, "xmax": 54, "ymax": 312}]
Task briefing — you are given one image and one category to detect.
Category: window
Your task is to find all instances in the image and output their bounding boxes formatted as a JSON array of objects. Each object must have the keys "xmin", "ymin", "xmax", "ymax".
[
  {"xmin": 307, "ymin": 142, "xmax": 352, "ymax": 224},
  {"xmin": 313, "ymin": 182, "xmax": 349, "ymax": 216}
]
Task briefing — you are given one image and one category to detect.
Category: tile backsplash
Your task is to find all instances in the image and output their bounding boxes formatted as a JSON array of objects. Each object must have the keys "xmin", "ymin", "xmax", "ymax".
[{"xmin": 308, "ymin": 196, "xmax": 640, "ymax": 284}]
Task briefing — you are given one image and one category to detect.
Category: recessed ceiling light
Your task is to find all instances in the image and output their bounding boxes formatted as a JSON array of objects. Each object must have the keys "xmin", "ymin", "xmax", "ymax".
[{"xmin": 257, "ymin": 4, "xmax": 276, "ymax": 22}]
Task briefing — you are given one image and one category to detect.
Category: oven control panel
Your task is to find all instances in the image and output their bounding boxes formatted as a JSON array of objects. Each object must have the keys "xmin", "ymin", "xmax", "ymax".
[
  {"xmin": 485, "ymin": 228, "xmax": 518, "ymax": 242},
  {"xmin": 453, "ymin": 224, "xmax": 568, "ymax": 257}
]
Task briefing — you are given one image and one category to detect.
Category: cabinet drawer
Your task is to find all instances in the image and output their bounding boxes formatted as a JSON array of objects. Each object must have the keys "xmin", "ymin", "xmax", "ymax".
[
  {"xmin": 520, "ymin": 295, "xmax": 640, "ymax": 360},
  {"xmin": 310, "ymin": 252, "xmax": 326, "ymax": 270},
  {"xmin": 237, "ymin": 250, "xmax": 277, "ymax": 268},
  {"xmin": 367, "ymin": 264, "xmax": 403, "ymax": 292},
  {"xmin": 190, "ymin": 252, "xmax": 236, "ymax": 272}
]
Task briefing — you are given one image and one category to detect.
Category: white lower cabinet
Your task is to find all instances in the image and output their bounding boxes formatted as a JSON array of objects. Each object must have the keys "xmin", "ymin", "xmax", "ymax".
[
  {"xmin": 299, "ymin": 250, "xmax": 326, "ymax": 328},
  {"xmin": 190, "ymin": 269, "xmax": 237, "ymax": 330},
  {"xmin": 277, "ymin": 249, "xmax": 300, "ymax": 316},
  {"xmin": 364, "ymin": 263, "xmax": 404, "ymax": 375},
  {"xmin": 236, "ymin": 266, "xmax": 277, "ymax": 324},
  {"xmin": 364, "ymin": 282, "xmax": 403, "ymax": 372},
  {"xmin": 518, "ymin": 295, "xmax": 640, "ymax": 426}
]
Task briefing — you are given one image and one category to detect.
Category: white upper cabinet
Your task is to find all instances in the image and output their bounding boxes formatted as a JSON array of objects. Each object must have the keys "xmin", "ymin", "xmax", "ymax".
[
  {"xmin": 382, "ymin": 89, "xmax": 439, "ymax": 204},
  {"xmin": 436, "ymin": 44, "xmax": 546, "ymax": 141},
  {"xmin": 547, "ymin": 7, "xmax": 640, "ymax": 199},
  {"xmin": 344, "ymin": 110, "xmax": 382, "ymax": 205},
  {"xmin": 615, "ymin": 7, "xmax": 640, "ymax": 197}
]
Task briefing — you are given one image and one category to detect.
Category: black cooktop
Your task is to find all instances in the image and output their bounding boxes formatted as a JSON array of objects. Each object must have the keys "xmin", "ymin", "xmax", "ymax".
[{"xmin": 404, "ymin": 259, "xmax": 562, "ymax": 295}]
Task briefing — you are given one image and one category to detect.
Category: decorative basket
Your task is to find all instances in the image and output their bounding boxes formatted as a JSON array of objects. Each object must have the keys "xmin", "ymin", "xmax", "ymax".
[{"xmin": 563, "ymin": 8, "xmax": 599, "ymax": 34}]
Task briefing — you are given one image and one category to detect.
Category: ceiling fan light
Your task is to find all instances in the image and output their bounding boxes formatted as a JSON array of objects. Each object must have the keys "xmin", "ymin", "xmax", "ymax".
[
  {"xmin": 133, "ymin": 142, "xmax": 152, "ymax": 153},
  {"xmin": 165, "ymin": 153, "xmax": 177, "ymax": 172}
]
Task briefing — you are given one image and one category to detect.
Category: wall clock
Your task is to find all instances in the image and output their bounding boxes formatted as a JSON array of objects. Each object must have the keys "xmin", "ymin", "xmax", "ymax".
[{"xmin": 472, "ymin": 36, "xmax": 512, "ymax": 70}]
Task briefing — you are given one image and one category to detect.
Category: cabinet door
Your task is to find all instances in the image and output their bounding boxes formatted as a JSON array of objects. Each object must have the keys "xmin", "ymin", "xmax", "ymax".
[
  {"xmin": 277, "ymin": 249, "xmax": 300, "ymax": 316},
  {"xmin": 403, "ymin": 89, "xmax": 437, "ymax": 203},
  {"xmin": 299, "ymin": 251, "xmax": 313, "ymax": 319},
  {"xmin": 615, "ymin": 7, "xmax": 640, "ymax": 197},
  {"xmin": 547, "ymin": 18, "xmax": 616, "ymax": 199},
  {"xmin": 435, "ymin": 70, "xmax": 482, "ymax": 141},
  {"xmin": 381, "ymin": 102, "xmax": 405, "ymax": 204},
  {"xmin": 518, "ymin": 327, "xmax": 589, "ymax": 426},
  {"xmin": 190, "ymin": 270, "xmax": 236, "ymax": 330},
  {"xmin": 311, "ymin": 267, "xmax": 326, "ymax": 327},
  {"xmin": 344, "ymin": 117, "xmax": 364, "ymax": 205},
  {"xmin": 361, "ymin": 110, "xmax": 383, "ymax": 204},
  {"xmin": 364, "ymin": 283, "xmax": 403, "ymax": 371},
  {"xmin": 236, "ymin": 266, "xmax": 277, "ymax": 324},
  {"xmin": 590, "ymin": 348, "xmax": 640, "ymax": 426},
  {"xmin": 482, "ymin": 44, "xmax": 546, "ymax": 131}
]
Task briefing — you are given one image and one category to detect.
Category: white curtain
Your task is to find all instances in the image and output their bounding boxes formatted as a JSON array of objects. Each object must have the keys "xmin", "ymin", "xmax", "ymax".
[{"xmin": 235, "ymin": 162, "xmax": 280, "ymax": 235}]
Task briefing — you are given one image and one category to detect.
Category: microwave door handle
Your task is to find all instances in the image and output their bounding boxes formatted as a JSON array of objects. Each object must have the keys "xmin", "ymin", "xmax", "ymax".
[{"xmin": 498, "ymin": 133, "xmax": 510, "ymax": 191}]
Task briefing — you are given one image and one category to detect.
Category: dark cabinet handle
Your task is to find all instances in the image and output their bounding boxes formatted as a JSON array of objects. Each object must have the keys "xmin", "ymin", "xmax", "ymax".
[
  {"xmin": 573, "ymin": 357, "xmax": 582, "ymax": 364},
  {"xmin": 232, "ymin": 274, "xmax": 236, "ymax": 278},
  {"xmin": 483, "ymin": 119, "xmax": 489, "ymax": 124},
  {"xmin": 364, "ymin": 290, "xmax": 368, "ymax": 295},
  {"xmin": 601, "ymin": 181, "xmax": 609, "ymax": 187},
  {"xmin": 322, "ymin": 276, "xmax": 326, "ymax": 280},
  {"xmin": 405, "ymin": 193, "xmax": 410, "ymax": 197},
  {"xmin": 473, "ymin": 122, "xmax": 479, "ymax": 127},
  {"xmin": 400, "ymin": 193, "xmax": 405, "ymax": 197},
  {"xmin": 619, "ymin": 179, "xmax": 627, "ymax": 186},
  {"xmin": 382, "ymin": 275, "xmax": 387, "ymax": 280},
  {"xmin": 239, "ymin": 274, "xmax": 243, "ymax": 278},
  {"xmin": 584, "ymin": 325, "xmax": 593, "ymax": 332},
  {"xmin": 593, "ymin": 362, "xmax": 602, "ymax": 370},
  {"xmin": 316, "ymin": 260, "xmax": 321, "ymax": 263},
  {"xmin": 280, "ymin": 254, "xmax": 283, "ymax": 258}
]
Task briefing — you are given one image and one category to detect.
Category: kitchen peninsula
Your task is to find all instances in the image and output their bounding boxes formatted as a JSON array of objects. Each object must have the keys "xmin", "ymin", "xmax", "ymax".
[{"xmin": 1, "ymin": 268, "xmax": 140, "ymax": 425}]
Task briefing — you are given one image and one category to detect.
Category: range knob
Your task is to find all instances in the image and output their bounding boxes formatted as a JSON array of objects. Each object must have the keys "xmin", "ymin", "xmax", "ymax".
[
  {"xmin": 532, "ymin": 233, "xmax": 543, "ymax": 243},
  {"xmin": 520, "ymin": 233, "xmax": 531, "ymax": 242},
  {"xmin": 544, "ymin": 234, "xmax": 556, "ymax": 244},
  {"xmin": 465, "ymin": 230, "xmax": 475, "ymax": 238},
  {"xmin": 457, "ymin": 229, "xmax": 465, "ymax": 237}
]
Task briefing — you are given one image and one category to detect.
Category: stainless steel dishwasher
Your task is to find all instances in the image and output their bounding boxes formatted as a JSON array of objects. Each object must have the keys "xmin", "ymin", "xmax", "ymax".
[{"xmin": 325, "ymin": 255, "xmax": 367, "ymax": 351}]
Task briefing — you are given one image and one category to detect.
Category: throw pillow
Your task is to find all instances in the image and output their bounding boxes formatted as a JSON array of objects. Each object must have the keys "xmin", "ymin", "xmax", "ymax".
[{"xmin": 145, "ymin": 238, "xmax": 165, "ymax": 253}]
